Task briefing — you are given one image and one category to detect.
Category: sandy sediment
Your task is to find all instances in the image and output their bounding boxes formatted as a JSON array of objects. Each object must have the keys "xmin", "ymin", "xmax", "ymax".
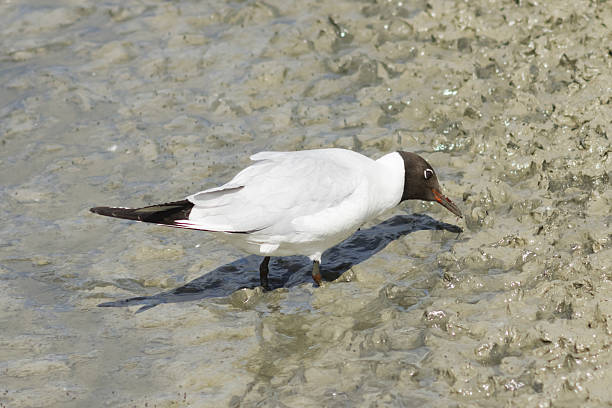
[{"xmin": 0, "ymin": 0, "xmax": 610, "ymax": 407}]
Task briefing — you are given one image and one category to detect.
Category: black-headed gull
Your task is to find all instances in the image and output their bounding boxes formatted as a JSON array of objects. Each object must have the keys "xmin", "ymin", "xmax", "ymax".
[{"xmin": 91, "ymin": 148, "xmax": 462, "ymax": 289}]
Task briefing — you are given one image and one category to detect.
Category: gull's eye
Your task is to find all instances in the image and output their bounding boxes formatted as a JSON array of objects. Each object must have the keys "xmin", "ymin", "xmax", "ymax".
[{"xmin": 424, "ymin": 169, "xmax": 434, "ymax": 180}]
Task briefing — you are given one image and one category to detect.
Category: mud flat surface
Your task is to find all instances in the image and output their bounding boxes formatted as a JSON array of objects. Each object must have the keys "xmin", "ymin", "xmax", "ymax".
[{"xmin": 1, "ymin": 0, "xmax": 610, "ymax": 407}]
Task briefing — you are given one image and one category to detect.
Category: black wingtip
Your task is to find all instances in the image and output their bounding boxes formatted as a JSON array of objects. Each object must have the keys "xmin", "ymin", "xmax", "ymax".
[
  {"xmin": 89, "ymin": 206, "xmax": 135, "ymax": 219},
  {"xmin": 90, "ymin": 206, "xmax": 112, "ymax": 216},
  {"xmin": 89, "ymin": 200, "xmax": 194, "ymax": 224}
]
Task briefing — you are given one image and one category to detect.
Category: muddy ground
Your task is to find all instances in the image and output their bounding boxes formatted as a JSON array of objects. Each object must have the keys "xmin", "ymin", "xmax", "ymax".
[{"xmin": 1, "ymin": 0, "xmax": 610, "ymax": 407}]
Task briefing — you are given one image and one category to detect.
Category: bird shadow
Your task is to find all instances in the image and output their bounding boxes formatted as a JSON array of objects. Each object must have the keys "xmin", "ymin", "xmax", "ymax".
[{"xmin": 98, "ymin": 213, "xmax": 462, "ymax": 312}]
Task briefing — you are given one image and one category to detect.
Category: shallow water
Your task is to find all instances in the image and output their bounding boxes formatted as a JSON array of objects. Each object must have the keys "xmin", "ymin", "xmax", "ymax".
[{"xmin": 1, "ymin": 0, "xmax": 611, "ymax": 407}]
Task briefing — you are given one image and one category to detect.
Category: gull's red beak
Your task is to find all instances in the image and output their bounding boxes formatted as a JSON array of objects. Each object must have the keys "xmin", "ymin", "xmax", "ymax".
[{"xmin": 432, "ymin": 188, "xmax": 462, "ymax": 218}]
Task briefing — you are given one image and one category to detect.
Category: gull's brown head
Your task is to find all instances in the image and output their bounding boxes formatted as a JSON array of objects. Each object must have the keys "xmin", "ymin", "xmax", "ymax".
[{"xmin": 398, "ymin": 151, "xmax": 462, "ymax": 218}]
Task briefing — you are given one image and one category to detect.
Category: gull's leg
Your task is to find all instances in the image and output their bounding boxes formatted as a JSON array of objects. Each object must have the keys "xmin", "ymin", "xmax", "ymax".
[
  {"xmin": 312, "ymin": 260, "xmax": 323, "ymax": 287},
  {"xmin": 259, "ymin": 256, "xmax": 271, "ymax": 291}
]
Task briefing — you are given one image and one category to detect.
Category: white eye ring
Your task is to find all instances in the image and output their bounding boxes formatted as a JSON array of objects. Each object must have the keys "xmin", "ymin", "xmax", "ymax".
[{"xmin": 424, "ymin": 169, "xmax": 434, "ymax": 180}]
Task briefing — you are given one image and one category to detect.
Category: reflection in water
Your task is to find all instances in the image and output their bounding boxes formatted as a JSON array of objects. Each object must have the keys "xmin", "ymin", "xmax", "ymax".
[{"xmin": 99, "ymin": 213, "xmax": 461, "ymax": 312}]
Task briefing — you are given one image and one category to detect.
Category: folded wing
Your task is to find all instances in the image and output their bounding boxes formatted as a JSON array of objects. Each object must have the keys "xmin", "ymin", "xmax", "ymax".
[{"xmin": 177, "ymin": 150, "xmax": 368, "ymax": 234}]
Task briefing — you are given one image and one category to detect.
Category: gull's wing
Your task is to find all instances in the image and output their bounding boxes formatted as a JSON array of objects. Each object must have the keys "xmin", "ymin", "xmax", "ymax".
[{"xmin": 176, "ymin": 149, "xmax": 371, "ymax": 234}]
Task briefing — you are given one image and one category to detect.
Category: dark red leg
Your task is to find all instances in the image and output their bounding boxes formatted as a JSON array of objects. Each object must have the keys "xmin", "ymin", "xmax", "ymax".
[
  {"xmin": 259, "ymin": 256, "xmax": 271, "ymax": 291},
  {"xmin": 312, "ymin": 260, "xmax": 323, "ymax": 286}
]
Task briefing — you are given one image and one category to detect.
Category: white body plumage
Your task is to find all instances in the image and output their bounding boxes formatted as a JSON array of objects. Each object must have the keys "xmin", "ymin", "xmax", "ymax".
[{"xmin": 175, "ymin": 149, "xmax": 406, "ymax": 262}]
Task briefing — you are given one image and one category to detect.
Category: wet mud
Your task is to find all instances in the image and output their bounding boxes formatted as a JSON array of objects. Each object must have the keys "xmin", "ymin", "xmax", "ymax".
[{"xmin": 1, "ymin": 0, "xmax": 610, "ymax": 407}]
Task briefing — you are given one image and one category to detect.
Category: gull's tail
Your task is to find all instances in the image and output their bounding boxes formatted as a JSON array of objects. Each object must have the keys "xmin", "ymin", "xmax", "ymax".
[{"xmin": 90, "ymin": 200, "xmax": 194, "ymax": 226}]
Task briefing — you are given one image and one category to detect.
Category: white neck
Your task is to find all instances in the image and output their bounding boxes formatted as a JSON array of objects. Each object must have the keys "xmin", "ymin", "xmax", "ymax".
[{"xmin": 367, "ymin": 152, "xmax": 405, "ymax": 217}]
